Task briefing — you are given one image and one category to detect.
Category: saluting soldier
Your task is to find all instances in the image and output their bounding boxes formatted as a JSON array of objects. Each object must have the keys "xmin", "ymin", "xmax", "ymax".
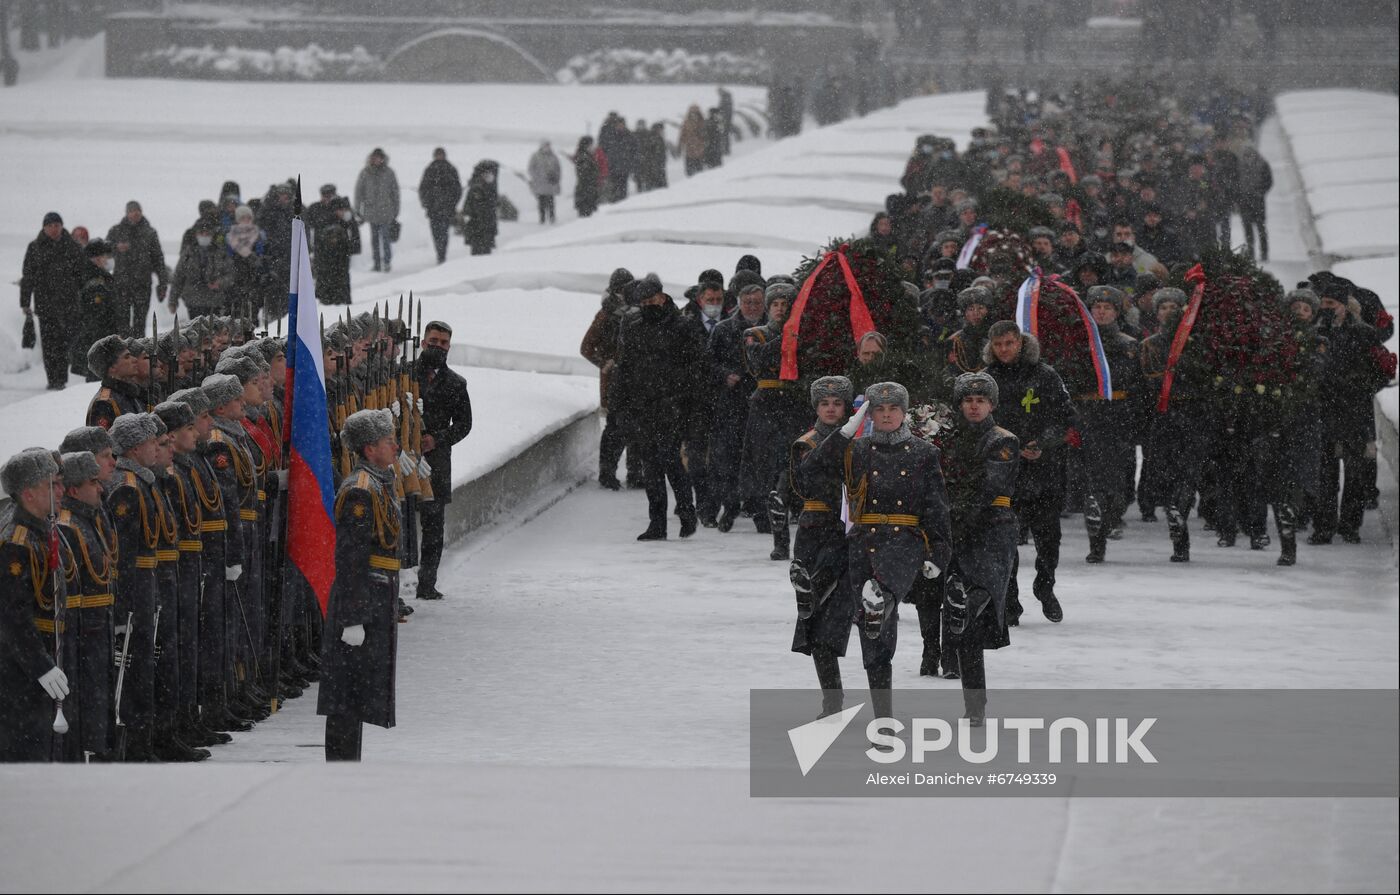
[
  {"xmin": 55, "ymin": 451, "xmax": 117, "ymax": 760},
  {"xmin": 105, "ymin": 414, "xmax": 165, "ymax": 761},
  {"xmin": 940, "ymin": 373, "xmax": 1020, "ymax": 725},
  {"xmin": 804, "ymin": 381, "xmax": 952, "ymax": 722},
  {"xmin": 0, "ymin": 449, "xmax": 70, "ymax": 762},
  {"xmin": 785, "ymin": 376, "xmax": 855, "ymax": 719},
  {"xmin": 85, "ymin": 335, "xmax": 145, "ymax": 430},
  {"xmin": 318, "ymin": 409, "xmax": 402, "ymax": 762}
]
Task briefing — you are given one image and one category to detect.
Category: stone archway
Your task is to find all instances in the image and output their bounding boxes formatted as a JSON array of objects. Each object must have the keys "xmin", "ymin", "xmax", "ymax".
[{"xmin": 384, "ymin": 28, "xmax": 555, "ymax": 83}]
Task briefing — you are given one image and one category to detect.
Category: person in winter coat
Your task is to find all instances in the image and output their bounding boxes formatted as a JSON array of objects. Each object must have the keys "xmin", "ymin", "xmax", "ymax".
[
  {"xmin": 869, "ymin": 212, "xmax": 897, "ymax": 256},
  {"xmin": 313, "ymin": 198, "xmax": 361, "ymax": 305},
  {"xmin": 938, "ymin": 372, "xmax": 1019, "ymax": 723},
  {"xmin": 678, "ymin": 105, "xmax": 708, "ymax": 177},
  {"xmin": 256, "ymin": 184, "xmax": 296, "ymax": 320},
  {"xmin": 983, "ymin": 322, "xmax": 1073, "ymax": 623},
  {"xmin": 597, "ymin": 113, "xmax": 635, "ymax": 202},
  {"xmin": 1236, "ymin": 144, "xmax": 1273, "ymax": 261},
  {"xmin": 527, "ymin": 141, "xmax": 562, "ymax": 225},
  {"xmin": 786, "ymin": 376, "xmax": 855, "ymax": 719},
  {"xmin": 353, "ymin": 148, "xmax": 400, "ymax": 272},
  {"xmin": 223, "ymin": 204, "xmax": 267, "ymax": 317},
  {"xmin": 418, "ymin": 148, "xmax": 463, "ymax": 264},
  {"xmin": 413, "ymin": 322, "xmax": 473, "ymax": 601},
  {"xmin": 708, "ymin": 283, "xmax": 767, "ymax": 523},
  {"xmin": 462, "ymin": 160, "xmax": 499, "ymax": 256},
  {"xmin": 580, "ymin": 268, "xmax": 640, "ymax": 489},
  {"xmin": 318, "ymin": 409, "xmax": 401, "ymax": 761},
  {"xmin": 169, "ymin": 221, "xmax": 235, "ymax": 316},
  {"xmin": 105, "ymin": 201, "xmax": 169, "ymax": 337},
  {"xmin": 76, "ymin": 240, "xmax": 122, "ymax": 381},
  {"xmin": 572, "ymin": 136, "xmax": 600, "ymax": 218},
  {"xmin": 21, "ymin": 212, "xmax": 89, "ymax": 390},
  {"xmin": 609, "ymin": 275, "xmax": 702, "ymax": 540}
]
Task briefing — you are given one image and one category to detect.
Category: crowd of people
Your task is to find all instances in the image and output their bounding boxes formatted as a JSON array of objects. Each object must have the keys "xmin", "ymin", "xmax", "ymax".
[
  {"xmin": 581, "ymin": 80, "xmax": 1395, "ymax": 725},
  {"xmin": 1, "ymin": 306, "xmax": 472, "ymax": 762}
]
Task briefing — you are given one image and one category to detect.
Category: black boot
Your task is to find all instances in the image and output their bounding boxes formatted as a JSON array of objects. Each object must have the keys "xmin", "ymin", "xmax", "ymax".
[
  {"xmin": 636, "ymin": 522, "xmax": 667, "ymax": 541},
  {"xmin": 1276, "ymin": 503, "xmax": 1298, "ymax": 567},
  {"xmin": 717, "ymin": 504, "xmax": 738, "ymax": 533},
  {"xmin": 813, "ymin": 647, "xmax": 843, "ymax": 718},
  {"xmin": 1167, "ymin": 505, "xmax": 1191, "ymax": 563},
  {"xmin": 769, "ymin": 491, "xmax": 790, "ymax": 560},
  {"xmin": 1085, "ymin": 496, "xmax": 1107, "ymax": 563},
  {"xmin": 679, "ymin": 510, "xmax": 698, "ymax": 539},
  {"xmin": 867, "ymin": 663, "xmax": 895, "ymax": 751}
]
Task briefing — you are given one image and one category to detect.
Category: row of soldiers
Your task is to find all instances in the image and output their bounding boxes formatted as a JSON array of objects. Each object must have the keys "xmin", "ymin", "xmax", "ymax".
[{"xmin": 0, "ymin": 306, "xmax": 430, "ymax": 762}]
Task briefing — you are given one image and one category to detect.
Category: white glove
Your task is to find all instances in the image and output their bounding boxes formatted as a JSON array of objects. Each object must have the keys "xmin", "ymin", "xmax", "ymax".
[
  {"xmin": 417, "ymin": 398, "xmax": 424, "ymax": 414},
  {"xmin": 276, "ymin": 469, "xmax": 289, "ymax": 490},
  {"xmin": 225, "ymin": 564, "xmax": 243, "ymax": 582},
  {"xmin": 340, "ymin": 624, "xmax": 365, "ymax": 647},
  {"xmin": 39, "ymin": 666, "xmax": 70, "ymax": 700},
  {"xmin": 840, "ymin": 400, "xmax": 869, "ymax": 438},
  {"xmin": 114, "ymin": 624, "xmax": 129, "ymax": 637},
  {"xmin": 391, "ymin": 399, "xmax": 402, "ymax": 419},
  {"xmin": 922, "ymin": 560, "xmax": 940, "ymax": 579},
  {"xmin": 398, "ymin": 452, "xmax": 417, "ymax": 476}
]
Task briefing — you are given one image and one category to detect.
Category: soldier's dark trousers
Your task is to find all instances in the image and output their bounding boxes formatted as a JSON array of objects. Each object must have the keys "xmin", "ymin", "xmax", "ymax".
[
  {"xmin": 417, "ymin": 500, "xmax": 446, "ymax": 592},
  {"xmin": 912, "ymin": 574, "xmax": 951, "ymax": 671},
  {"xmin": 428, "ymin": 215, "xmax": 452, "ymax": 264},
  {"xmin": 37, "ymin": 312, "xmax": 71, "ymax": 388},
  {"xmin": 708, "ymin": 402, "xmax": 746, "ymax": 511},
  {"xmin": 813, "ymin": 646, "xmax": 843, "ymax": 716},
  {"xmin": 324, "ymin": 714, "xmax": 362, "ymax": 761},
  {"xmin": 1316, "ymin": 439, "xmax": 1367, "ymax": 538},
  {"xmin": 958, "ymin": 646, "xmax": 987, "ymax": 716},
  {"xmin": 637, "ymin": 429, "xmax": 694, "ymax": 527}
]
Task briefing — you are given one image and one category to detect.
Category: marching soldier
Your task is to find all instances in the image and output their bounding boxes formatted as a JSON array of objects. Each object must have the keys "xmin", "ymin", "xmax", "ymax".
[
  {"xmin": 803, "ymin": 381, "xmax": 952, "ymax": 723},
  {"xmin": 940, "ymin": 373, "xmax": 1020, "ymax": 724},
  {"xmin": 55, "ymin": 451, "xmax": 118, "ymax": 760},
  {"xmin": 1079, "ymin": 286, "xmax": 1144, "ymax": 563},
  {"xmin": 106, "ymin": 414, "xmax": 165, "ymax": 760},
  {"xmin": 785, "ymin": 376, "xmax": 855, "ymax": 718},
  {"xmin": 85, "ymin": 335, "xmax": 145, "ymax": 430},
  {"xmin": 946, "ymin": 286, "xmax": 994, "ymax": 377},
  {"xmin": 0, "ymin": 449, "xmax": 70, "ymax": 762},
  {"xmin": 318, "ymin": 409, "xmax": 402, "ymax": 761}
]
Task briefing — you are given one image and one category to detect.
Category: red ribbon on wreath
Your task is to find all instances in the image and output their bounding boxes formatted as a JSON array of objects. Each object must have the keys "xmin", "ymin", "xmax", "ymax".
[
  {"xmin": 1157, "ymin": 263, "xmax": 1206, "ymax": 413},
  {"xmin": 780, "ymin": 245, "xmax": 877, "ymax": 381}
]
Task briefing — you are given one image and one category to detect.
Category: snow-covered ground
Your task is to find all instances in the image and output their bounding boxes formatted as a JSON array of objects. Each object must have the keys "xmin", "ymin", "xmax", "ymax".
[
  {"xmin": 1, "ymin": 52, "xmax": 1396, "ymax": 891},
  {"xmin": 1273, "ymin": 90, "xmax": 1399, "ymax": 428}
]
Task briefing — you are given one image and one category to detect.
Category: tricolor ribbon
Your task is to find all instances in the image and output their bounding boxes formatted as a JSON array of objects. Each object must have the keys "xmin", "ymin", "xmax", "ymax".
[
  {"xmin": 1016, "ymin": 270, "xmax": 1114, "ymax": 400},
  {"xmin": 779, "ymin": 245, "xmax": 877, "ymax": 382},
  {"xmin": 956, "ymin": 224, "xmax": 988, "ymax": 270},
  {"xmin": 1157, "ymin": 263, "xmax": 1206, "ymax": 413}
]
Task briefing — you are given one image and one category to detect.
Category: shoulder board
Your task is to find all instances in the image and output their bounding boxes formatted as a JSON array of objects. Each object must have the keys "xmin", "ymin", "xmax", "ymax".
[
  {"xmin": 798, "ymin": 430, "xmax": 819, "ymax": 448},
  {"xmin": 209, "ymin": 430, "xmax": 225, "ymax": 443},
  {"xmin": 124, "ymin": 470, "xmax": 138, "ymax": 485},
  {"xmin": 97, "ymin": 387, "xmax": 112, "ymax": 400},
  {"xmin": 57, "ymin": 509, "xmax": 73, "ymax": 526},
  {"xmin": 9, "ymin": 524, "xmax": 29, "ymax": 546},
  {"xmin": 355, "ymin": 470, "xmax": 372, "ymax": 489}
]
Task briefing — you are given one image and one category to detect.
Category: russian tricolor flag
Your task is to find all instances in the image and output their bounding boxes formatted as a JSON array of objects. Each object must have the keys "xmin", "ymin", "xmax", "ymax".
[{"xmin": 285, "ymin": 218, "xmax": 337, "ymax": 614}]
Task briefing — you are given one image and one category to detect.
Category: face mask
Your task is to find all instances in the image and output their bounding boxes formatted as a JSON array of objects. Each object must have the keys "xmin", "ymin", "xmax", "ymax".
[
  {"xmin": 484, "ymin": 173, "xmax": 495, "ymax": 184},
  {"xmin": 196, "ymin": 235, "xmax": 213, "ymax": 248},
  {"xmin": 103, "ymin": 258, "xmax": 116, "ymax": 274},
  {"xmin": 420, "ymin": 346, "xmax": 447, "ymax": 368},
  {"xmin": 339, "ymin": 210, "xmax": 353, "ymax": 221},
  {"xmin": 701, "ymin": 304, "xmax": 722, "ymax": 320}
]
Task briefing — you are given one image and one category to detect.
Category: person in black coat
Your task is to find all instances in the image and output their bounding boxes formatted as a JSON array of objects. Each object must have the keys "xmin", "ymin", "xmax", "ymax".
[
  {"xmin": 983, "ymin": 323, "xmax": 1074, "ymax": 623},
  {"xmin": 681, "ymin": 282, "xmax": 726, "ymax": 525},
  {"xmin": 313, "ymin": 198, "xmax": 361, "ymax": 305},
  {"xmin": 0, "ymin": 449, "xmax": 68, "ymax": 763},
  {"xmin": 611, "ymin": 275, "xmax": 702, "ymax": 540},
  {"xmin": 413, "ymin": 322, "xmax": 473, "ymax": 600},
  {"xmin": 707, "ymin": 284, "xmax": 766, "ymax": 527},
  {"xmin": 76, "ymin": 244, "xmax": 123, "ymax": 382},
  {"xmin": 418, "ymin": 148, "xmax": 463, "ymax": 264},
  {"xmin": 105, "ymin": 201, "xmax": 168, "ymax": 336},
  {"xmin": 462, "ymin": 160, "xmax": 499, "ymax": 256},
  {"xmin": 20, "ymin": 212, "xmax": 87, "ymax": 391},
  {"xmin": 572, "ymin": 136, "xmax": 600, "ymax": 218},
  {"xmin": 318, "ymin": 410, "xmax": 402, "ymax": 761}
]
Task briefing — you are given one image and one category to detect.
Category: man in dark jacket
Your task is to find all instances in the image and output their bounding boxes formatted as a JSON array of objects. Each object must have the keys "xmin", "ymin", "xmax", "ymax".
[
  {"xmin": 76, "ymin": 239, "xmax": 122, "ymax": 379},
  {"xmin": 414, "ymin": 322, "xmax": 473, "ymax": 599},
  {"xmin": 313, "ymin": 197, "xmax": 361, "ymax": 305},
  {"xmin": 708, "ymin": 283, "xmax": 766, "ymax": 527},
  {"xmin": 983, "ymin": 322, "xmax": 1073, "ymax": 622},
  {"xmin": 318, "ymin": 410, "xmax": 401, "ymax": 761},
  {"xmin": 580, "ymin": 269, "xmax": 638, "ymax": 490},
  {"xmin": 20, "ymin": 212, "xmax": 87, "ymax": 390},
  {"xmin": 611, "ymin": 275, "xmax": 701, "ymax": 540},
  {"xmin": 256, "ymin": 184, "xmax": 296, "ymax": 320},
  {"xmin": 419, "ymin": 148, "xmax": 463, "ymax": 264},
  {"xmin": 105, "ymin": 201, "xmax": 169, "ymax": 337},
  {"xmin": 682, "ymin": 280, "xmax": 726, "ymax": 525}
]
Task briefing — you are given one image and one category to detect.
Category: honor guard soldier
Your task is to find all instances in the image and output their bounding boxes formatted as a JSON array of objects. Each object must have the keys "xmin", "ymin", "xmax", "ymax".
[
  {"xmin": 804, "ymin": 381, "xmax": 952, "ymax": 723},
  {"xmin": 784, "ymin": 376, "xmax": 856, "ymax": 719},
  {"xmin": 0, "ymin": 449, "xmax": 70, "ymax": 762},
  {"xmin": 318, "ymin": 409, "xmax": 402, "ymax": 762},
  {"xmin": 85, "ymin": 335, "xmax": 145, "ymax": 430},
  {"xmin": 940, "ymin": 373, "xmax": 1021, "ymax": 725},
  {"xmin": 55, "ymin": 452, "xmax": 118, "ymax": 760},
  {"xmin": 739, "ymin": 282, "xmax": 808, "ymax": 538},
  {"xmin": 105, "ymin": 414, "xmax": 166, "ymax": 760}
]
